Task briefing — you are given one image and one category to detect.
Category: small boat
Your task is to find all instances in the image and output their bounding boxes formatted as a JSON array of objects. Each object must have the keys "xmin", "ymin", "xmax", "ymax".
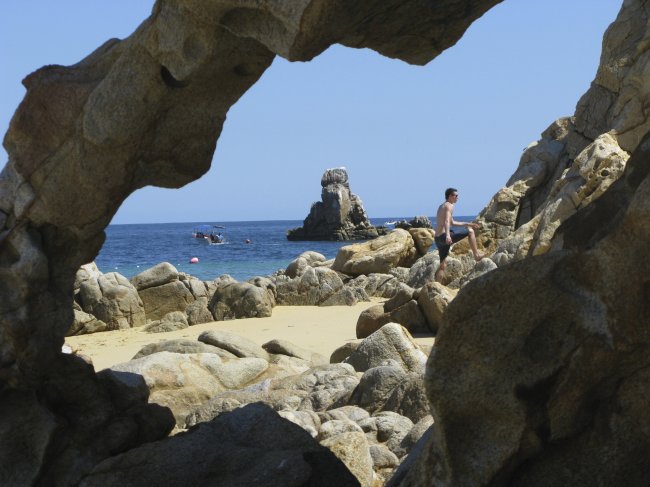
[
  {"xmin": 384, "ymin": 220, "xmax": 397, "ymax": 226},
  {"xmin": 208, "ymin": 232, "xmax": 225, "ymax": 244},
  {"xmin": 192, "ymin": 224, "xmax": 226, "ymax": 243}
]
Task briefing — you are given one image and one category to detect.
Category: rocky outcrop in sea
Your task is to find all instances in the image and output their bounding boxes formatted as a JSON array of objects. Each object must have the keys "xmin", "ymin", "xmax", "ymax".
[{"xmin": 287, "ymin": 167, "xmax": 387, "ymax": 241}]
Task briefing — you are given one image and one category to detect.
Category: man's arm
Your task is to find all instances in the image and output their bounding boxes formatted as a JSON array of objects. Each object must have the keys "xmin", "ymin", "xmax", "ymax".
[{"xmin": 451, "ymin": 216, "xmax": 480, "ymax": 229}]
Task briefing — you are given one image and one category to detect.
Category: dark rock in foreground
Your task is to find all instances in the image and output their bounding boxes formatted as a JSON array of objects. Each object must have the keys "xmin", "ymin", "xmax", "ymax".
[
  {"xmin": 287, "ymin": 168, "xmax": 387, "ymax": 241},
  {"xmin": 80, "ymin": 403, "xmax": 359, "ymax": 487}
]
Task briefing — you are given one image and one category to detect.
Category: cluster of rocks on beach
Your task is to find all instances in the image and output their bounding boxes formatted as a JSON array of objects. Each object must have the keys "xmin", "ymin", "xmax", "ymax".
[{"xmin": 2, "ymin": 0, "xmax": 650, "ymax": 485}]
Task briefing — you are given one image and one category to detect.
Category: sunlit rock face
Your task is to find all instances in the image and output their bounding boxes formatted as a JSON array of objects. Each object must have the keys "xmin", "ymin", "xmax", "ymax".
[
  {"xmin": 470, "ymin": 0, "xmax": 649, "ymax": 263},
  {"xmin": 391, "ymin": 1, "xmax": 650, "ymax": 485},
  {"xmin": 0, "ymin": 0, "xmax": 503, "ymax": 483}
]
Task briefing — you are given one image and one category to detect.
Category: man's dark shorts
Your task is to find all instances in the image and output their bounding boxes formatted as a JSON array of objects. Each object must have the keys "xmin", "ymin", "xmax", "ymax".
[{"xmin": 435, "ymin": 229, "xmax": 469, "ymax": 261}]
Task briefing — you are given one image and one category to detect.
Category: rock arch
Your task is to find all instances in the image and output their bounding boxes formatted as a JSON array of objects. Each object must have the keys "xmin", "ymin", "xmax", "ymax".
[
  {"xmin": 0, "ymin": 0, "xmax": 501, "ymax": 483},
  {"xmin": 3, "ymin": 0, "xmax": 650, "ymax": 485}
]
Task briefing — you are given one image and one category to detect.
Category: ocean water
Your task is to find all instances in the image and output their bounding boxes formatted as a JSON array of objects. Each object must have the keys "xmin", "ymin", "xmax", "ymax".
[{"xmin": 95, "ymin": 217, "xmax": 474, "ymax": 282}]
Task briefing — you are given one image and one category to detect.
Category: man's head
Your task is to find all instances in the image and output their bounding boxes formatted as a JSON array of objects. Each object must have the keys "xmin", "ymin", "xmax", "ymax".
[{"xmin": 445, "ymin": 187, "xmax": 459, "ymax": 202}]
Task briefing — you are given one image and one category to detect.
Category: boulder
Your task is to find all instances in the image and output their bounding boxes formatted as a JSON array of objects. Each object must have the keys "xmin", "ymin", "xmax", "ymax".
[
  {"xmin": 138, "ymin": 280, "xmax": 195, "ymax": 321},
  {"xmin": 372, "ymin": 411, "xmax": 414, "ymax": 457},
  {"xmin": 67, "ymin": 308, "xmax": 108, "ymax": 336},
  {"xmin": 107, "ymin": 352, "xmax": 268, "ymax": 426},
  {"xmin": 408, "ymin": 228, "xmax": 436, "ymax": 255},
  {"xmin": 332, "ymin": 229, "xmax": 418, "ymax": 276},
  {"xmin": 393, "ymin": 415, "xmax": 434, "ymax": 459},
  {"xmin": 185, "ymin": 277, "xmax": 210, "ymax": 300},
  {"xmin": 330, "ymin": 341, "xmax": 361, "ymax": 363},
  {"xmin": 278, "ymin": 409, "xmax": 322, "ymax": 438},
  {"xmin": 380, "ymin": 373, "xmax": 430, "ymax": 423},
  {"xmin": 369, "ymin": 444, "xmax": 399, "ymax": 469},
  {"xmin": 132, "ymin": 339, "xmax": 237, "ymax": 360},
  {"xmin": 199, "ymin": 330, "xmax": 271, "ymax": 360},
  {"xmin": 344, "ymin": 323, "xmax": 428, "ymax": 374},
  {"xmin": 74, "ymin": 262, "xmax": 102, "ymax": 292},
  {"xmin": 80, "ymin": 403, "xmax": 359, "ymax": 487},
  {"xmin": 320, "ymin": 431, "xmax": 374, "ymax": 487},
  {"xmin": 318, "ymin": 419, "xmax": 364, "ymax": 440},
  {"xmin": 209, "ymin": 281, "xmax": 274, "ymax": 320},
  {"xmin": 319, "ymin": 406, "xmax": 371, "ymax": 424},
  {"xmin": 389, "ymin": 267, "xmax": 410, "ymax": 283},
  {"xmin": 186, "ymin": 363, "xmax": 360, "ymax": 426},
  {"xmin": 348, "ymin": 365, "xmax": 407, "ymax": 414},
  {"xmin": 184, "ymin": 297, "xmax": 213, "ymax": 325},
  {"xmin": 458, "ymin": 257, "xmax": 498, "ymax": 288},
  {"xmin": 143, "ymin": 311, "xmax": 189, "ymax": 333},
  {"xmin": 275, "ymin": 266, "xmax": 354, "ymax": 306},
  {"xmin": 262, "ymin": 339, "xmax": 327, "ymax": 365},
  {"xmin": 286, "ymin": 251, "xmax": 327, "ymax": 278},
  {"xmin": 407, "ymin": 253, "xmax": 440, "ymax": 288},
  {"xmin": 247, "ymin": 276, "xmax": 277, "ymax": 307},
  {"xmin": 287, "ymin": 167, "xmax": 386, "ymax": 241},
  {"xmin": 356, "ymin": 304, "xmax": 391, "ymax": 339},
  {"xmin": 348, "ymin": 273, "xmax": 403, "ymax": 299},
  {"xmin": 130, "ymin": 262, "xmax": 179, "ymax": 291},
  {"xmin": 78, "ymin": 272, "xmax": 146, "ymax": 330},
  {"xmin": 386, "ymin": 299, "xmax": 430, "ymax": 334},
  {"xmin": 417, "ymin": 281, "xmax": 457, "ymax": 334}
]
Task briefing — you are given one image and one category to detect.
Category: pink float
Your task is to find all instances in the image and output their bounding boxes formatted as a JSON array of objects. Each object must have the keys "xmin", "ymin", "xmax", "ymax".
[{"xmin": 190, "ymin": 257, "xmax": 199, "ymax": 263}]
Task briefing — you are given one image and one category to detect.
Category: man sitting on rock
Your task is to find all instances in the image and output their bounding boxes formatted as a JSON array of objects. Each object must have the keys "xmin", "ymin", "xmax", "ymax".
[{"xmin": 434, "ymin": 187, "xmax": 485, "ymax": 283}]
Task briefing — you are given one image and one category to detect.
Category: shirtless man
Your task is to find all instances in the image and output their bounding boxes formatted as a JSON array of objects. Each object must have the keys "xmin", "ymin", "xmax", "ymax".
[{"xmin": 434, "ymin": 187, "xmax": 485, "ymax": 283}]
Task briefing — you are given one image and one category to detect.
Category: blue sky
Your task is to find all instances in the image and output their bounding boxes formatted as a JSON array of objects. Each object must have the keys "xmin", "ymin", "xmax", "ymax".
[{"xmin": 1, "ymin": 1, "xmax": 623, "ymax": 223}]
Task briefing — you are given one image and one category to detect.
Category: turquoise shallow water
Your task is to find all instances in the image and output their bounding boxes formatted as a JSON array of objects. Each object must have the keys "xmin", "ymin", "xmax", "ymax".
[{"xmin": 95, "ymin": 217, "xmax": 473, "ymax": 282}]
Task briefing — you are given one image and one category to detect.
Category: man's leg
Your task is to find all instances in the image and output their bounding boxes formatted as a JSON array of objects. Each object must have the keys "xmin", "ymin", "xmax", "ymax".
[
  {"xmin": 467, "ymin": 227, "xmax": 486, "ymax": 262},
  {"xmin": 435, "ymin": 258, "xmax": 446, "ymax": 283}
]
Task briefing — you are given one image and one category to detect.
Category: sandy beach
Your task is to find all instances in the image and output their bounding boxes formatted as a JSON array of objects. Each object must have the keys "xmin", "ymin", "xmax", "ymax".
[{"xmin": 66, "ymin": 300, "xmax": 435, "ymax": 371}]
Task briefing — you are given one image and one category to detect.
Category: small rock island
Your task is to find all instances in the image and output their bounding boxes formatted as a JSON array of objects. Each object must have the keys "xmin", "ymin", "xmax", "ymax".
[{"xmin": 287, "ymin": 167, "xmax": 387, "ymax": 241}]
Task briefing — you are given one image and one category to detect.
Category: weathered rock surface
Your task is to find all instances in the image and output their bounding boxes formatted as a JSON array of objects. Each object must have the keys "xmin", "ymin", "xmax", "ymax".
[
  {"xmin": 130, "ymin": 262, "xmax": 179, "ymax": 291},
  {"xmin": 348, "ymin": 273, "xmax": 403, "ymax": 299},
  {"xmin": 108, "ymin": 351, "xmax": 268, "ymax": 425},
  {"xmin": 287, "ymin": 168, "xmax": 386, "ymax": 241},
  {"xmin": 80, "ymin": 403, "xmax": 359, "ymax": 487},
  {"xmin": 285, "ymin": 251, "xmax": 328, "ymax": 278},
  {"xmin": 199, "ymin": 330, "xmax": 271, "ymax": 360},
  {"xmin": 275, "ymin": 265, "xmax": 363, "ymax": 306},
  {"xmin": 184, "ymin": 296, "xmax": 214, "ymax": 325},
  {"xmin": 356, "ymin": 285, "xmax": 432, "ymax": 338},
  {"xmin": 398, "ymin": 135, "xmax": 650, "ymax": 486},
  {"xmin": 320, "ymin": 431, "xmax": 374, "ymax": 487},
  {"xmin": 332, "ymin": 229, "xmax": 418, "ymax": 276},
  {"xmin": 408, "ymin": 228, "xmax": 436, "ymax": 255},
  {"xmin": 78, "ymin": 272, "xmax": 146, "ymax": 330},
  {"xmin": 132, "ymin": 339, "xmax": 237, "ymax": 360},
  {"xmin": 74, "ymin": 262, "xmax": 102, "ymax": 292},
  {"xmin": 356, "ymin": 304, "xmax": 391, "ymax": 338},
  {"xmin": 416, "ymin": 281, "xmax": 457, "ymax": 334},
  {"xmin": 143, "ymin": 310, "xmax": 189, "ymax": 333},
  {"xmin": 6, "ymin": 0, "xmax": 649, "ymax": 485},
  {"xmin": 138, "ymin": 280, "xmax": 195, "ymax": 322},
  {"xmin": 209, "ymin": 280, "xmax": 274, "ymax": 320},
  {"xmin": 263, "ymin": 339, "xmax": 327, "ymax": 365},
  {"xmin": 344, "ymin": 323, "xmax": 427, "ymax": 374},
  {"xmin": 68, "ymin": 307, "xmax": 108, "ymax": 336}
]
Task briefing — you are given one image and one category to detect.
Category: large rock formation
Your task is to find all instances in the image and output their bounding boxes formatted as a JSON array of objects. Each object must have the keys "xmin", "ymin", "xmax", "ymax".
[
  {"xmin": 6, "ymin": 0, "xmax": 650, "ymax": 486},
  {"xmin": 392, "ymin": 1, "xmax": 650, "ymax": 485},
  {"xmin": 287, "ymin": 167, "xmax": 386, "ymax": 241}
]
